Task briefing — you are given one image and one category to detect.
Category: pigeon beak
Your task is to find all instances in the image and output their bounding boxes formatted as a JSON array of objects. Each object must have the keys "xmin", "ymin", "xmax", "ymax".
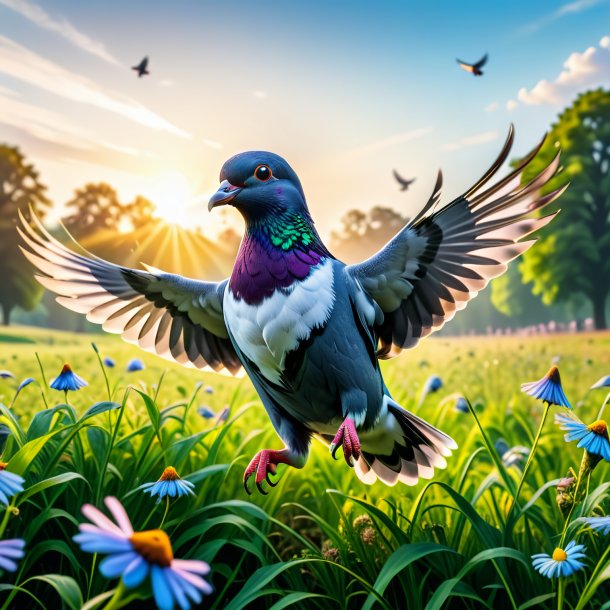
[{"xmin": 208, "ymin": 180, "xmax": 241, "ymax": 211}]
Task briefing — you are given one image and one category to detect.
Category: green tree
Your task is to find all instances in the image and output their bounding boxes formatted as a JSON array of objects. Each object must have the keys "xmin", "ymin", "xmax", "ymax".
[
  {"xmin": 0, "ymin": 145, "xmax": 50, "ymax": 325},
  {"xmin": 62, "ymin": 182, "xmax": 122, "ymax": 236},
  {"xmin": 518, "ymin": 88, "xmax": 610, "ymax": 329}
]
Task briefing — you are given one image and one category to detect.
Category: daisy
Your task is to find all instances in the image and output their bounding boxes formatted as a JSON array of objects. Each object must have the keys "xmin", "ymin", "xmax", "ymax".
[
  {"xmin": 73, "ymin": 497, "xmax": 211, "ymax": 610},
  {"xmin": 197, "ymin": 406, "xmax": 215, "ymax": 419},
  {"xmin": 454, "ymin": 396, "xmax": 468, "ymax": 413},
  {"xmin": 0, "ymin": 463, "xmax": 25, "ymax": 505},
  {"xmin": 103, "ymin": 357, "xmax": 116, "ymax": 368},
  {"xmin": 591, "ymin": 375, "xmax": 610, "ymax": 390},
  {"xmin": 555, "ymin": 414, "xmax": 610, "ymax": 461},
  {"xmin": 521, "ymin": 366, "xmax": 571, "ymax": 408},
  {"xmin": 532, "ymin": 540, "xmax": 586, "ymax": 578},
  {"xmin": 583, "ymin": 516, "xmax": 610, "ymax": 535},
  {"xmin": 0, "ymin": 371, "xmax": 14, "ymax": 380},
  {"xmin": 420, "ymin": 375, "xmax": 443, "ymax": 403},
  {"xmin": 141, "ymin": 467, "xmax": 195, "ymax": 501},
  {"xmin": 50, "ymin": 364, "xmax": 88, "ymax": 392},
  {"xmin": 126, "ymin": 359, "xmax": 145, "ymax": 372},
  {"xmin": 0, "ymin": 539, "xmax": 25, "ymax": 572},
  {"xmin": 203, "ymin": 386, "xmax": 214, "ymax": 395}
]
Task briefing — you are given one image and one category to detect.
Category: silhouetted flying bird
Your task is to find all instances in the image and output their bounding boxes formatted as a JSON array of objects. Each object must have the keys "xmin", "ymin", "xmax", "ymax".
[
  {"xmin": 457, "ymin": 53, "xmax": 488, "ymax": 76},
  {"xmin": 19, "ymin": 126, "xmax": 566, "ymax": 495},
  {"xmin": 393, "ymin": 170, "xmax": 415, "ymax": 191},
  {"xmin": 132, "ymin": 56, "xmax": 150, "ymax": 78}
]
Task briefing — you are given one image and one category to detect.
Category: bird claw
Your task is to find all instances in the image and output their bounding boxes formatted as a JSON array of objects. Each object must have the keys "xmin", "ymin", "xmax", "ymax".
[
  {"xmin": 243, "ymin": 449, "xmax": 284, "ymax": 495},
  {"xmin": 329, "ymin": 417, "xmax": 361, "ymax": 467}
]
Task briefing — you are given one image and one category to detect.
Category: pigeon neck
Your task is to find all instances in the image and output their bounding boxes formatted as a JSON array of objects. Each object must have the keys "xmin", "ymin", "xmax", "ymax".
[{"xmin": 230, "ymin": 212, "xmax": 332, "ymax": 304}]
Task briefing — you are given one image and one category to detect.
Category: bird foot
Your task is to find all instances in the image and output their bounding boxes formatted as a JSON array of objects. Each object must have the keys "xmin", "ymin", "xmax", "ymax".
[
  {"xmin": 243, "ymin": 448, "xmax": 297, "ymax": 495},
  {"xmin": 329, "ymin": 417, "xmax": 361, "ymax": 467}
]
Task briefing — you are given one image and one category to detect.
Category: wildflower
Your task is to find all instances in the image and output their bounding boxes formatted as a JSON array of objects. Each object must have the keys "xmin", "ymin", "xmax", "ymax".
[
  {"xmin": 50, "ymin": 364, "xmax": 88, "ymax": 392},
  {"xmin": 583, "ymin": 516, "xmax": 610, "ymax": 535},
  {"xmin": 419, "ymin": 375, "xmax": 443, "ymax": 404},
  {"xmin": 103, "ymin": 357, "xmax": 115, "ymax": 368},
  {"xmin": 555, "ymin": 414, "xmax": 610, "ymax": 461},
  {"xmin": 556, "ymin": 476, "xmax": 576, "ymax": 518},
  {"xmin": 197, "ymin": 406, "xmax": 215, "ymax": 419},
  {"xmin": 141, "ymin": 467, "xmax": 195, "ymax": 501},
  {"xmin": 0, "ymin": 371, "xmax": 14, "ymax": 380},
  {"xmin": 203, "ymin": 385, "xmax": 214, "ymax": 395},
  {"xmin": 454, "ymin": 396, "xmax": 468, "ymax": 413},
  {"xmin": 502, "ymin": 446, "xmax": 529, "ymax": 468},
  {"xmin": 126, "ymin": 358, "xmax": 145, "ymax": 372},
  {"xmin": 14, "ymin": 378, "xmax": 34, "ymax": 401},
  {"xmin": 74, "ymin": 497, "xmax": 212, "ymax": 610},
  {"xmin": 0, "ymin": 463, "xmax": 24, "ymax": 505},
  {"xmin": 494, "ymin": 439, "xmax": 510, "ymax": 457},
  {"xmin": 521, "ymin": 366, "xmax": 571, "ymax": 408},
  {"xmin": 532, "ymin": 540, "xmax": 586, "ymax": 578},
  {"xmin": 361, "ymin": 527, "xmax": 376, "ymax": 545},
  {"xmin": 216, "ymin": 406, "xmax": 230, "ymax": 424},
  {"xmin": 352, "ymin": 515, "xmax": 372, "ymax": 531},
  {"xmin": 321, "ymin": 540, "xmax": 340, "ymax": 563},
  {"xmin": 0, "ymin": 539, "xmax": 25, "ymax": 572},
  {"xmin": 590, "ymin": 375, "xmax": 610, "ymax": 390}
]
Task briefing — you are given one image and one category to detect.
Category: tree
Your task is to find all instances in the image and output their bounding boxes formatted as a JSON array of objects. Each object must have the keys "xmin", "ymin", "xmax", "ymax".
[
  {"xmin": 330, "ymin": 206, "xmax": 409, "ymax": 263},
  {"xmin": 517, "ymin": 88, "xmax": 610, "ymax": 329},
  {"xmin": 0, "ymin": 145, "xmax": 50, "ymax": 324},
  {"xmin": 62, "ymin": 183, "xmax": 122, "ymax": 236}
]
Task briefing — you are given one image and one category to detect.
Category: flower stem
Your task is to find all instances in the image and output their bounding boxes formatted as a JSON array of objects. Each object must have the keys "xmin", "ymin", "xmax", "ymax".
[
  {"xmin": 92, "ymin": 342, "xmax": 113, "ymax": 402},
  {"xmin": 159, "ymin": 496, "xmax": 170, "ymax": 529},
  {"xmin": 103, "ymin": 581, "xmax": 128, "ymax": 610},
  {"xmin": 559, "ymin": 451, "xmax": 590, "ymax": 547},
  {"xmin": 596, "ymin": 390, "xmax": 610, "ymax": 420},
  {"xmin": 509, "ymin": 403, "xmax": 551, "ymax": 519}
]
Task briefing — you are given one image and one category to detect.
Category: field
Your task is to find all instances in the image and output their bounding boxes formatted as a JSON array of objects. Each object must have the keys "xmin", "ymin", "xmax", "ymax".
[{"xmin": 0, "ymin": 326, "xmax": 609, "ymax": 609}]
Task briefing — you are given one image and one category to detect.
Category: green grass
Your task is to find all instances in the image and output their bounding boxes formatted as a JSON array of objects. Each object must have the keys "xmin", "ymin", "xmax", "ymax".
[{"xmin": 0, "ymin": 325, "xmax": 609, "ymax": 609}]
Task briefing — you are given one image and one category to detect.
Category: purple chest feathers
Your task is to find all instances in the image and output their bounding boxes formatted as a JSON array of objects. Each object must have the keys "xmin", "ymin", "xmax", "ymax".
[{"xmin": 230, "ymin": 237, "xmax": 325, "ymax": 304}]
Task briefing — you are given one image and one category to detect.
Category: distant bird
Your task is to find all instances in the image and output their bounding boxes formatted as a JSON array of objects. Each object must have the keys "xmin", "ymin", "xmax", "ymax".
[
  {"xmin": 457, "ymin": 53, "xmax": 488, "ymax": 76},
  {"xmin": 392, "ymin": 169, "xmax": 415, "ymax": 192},
  {"xmin": 131, "ymin": 56, "xmax": 150, "ymax": 78},
  {"xmin": 19, "ymin": 125, "xmax": 565, "ymax": 494}
]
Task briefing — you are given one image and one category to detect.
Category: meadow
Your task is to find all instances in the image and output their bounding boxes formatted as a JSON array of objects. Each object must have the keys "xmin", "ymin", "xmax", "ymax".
[{"xmin": 0, "ymin": 326, "xmax": 609, "ymax": 609}]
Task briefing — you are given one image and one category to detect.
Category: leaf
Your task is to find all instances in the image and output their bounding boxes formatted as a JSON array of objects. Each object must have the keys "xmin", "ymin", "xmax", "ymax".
[
  {"xmin": 5, "ymin": 428, "xmax": 65, "ymax": 475},
  {"xmin": 26, "ymin": 405, "xmax": 74, "ymax": 440},
  {"xmin": 269, "ymin": 592, "xmax": 335, "ymax": 610},
  {"xmin": 518, "ymin": 594, "xmax": 556, "ymax": 610},
  {"xmin": 81, "ymin": 401, "xmax": 121, "ymax": 421},
  {"xmin": 362, "ymin": 543, "xmax": 459, "ymax": 610},
  {"xmin": 134, "ymin": 389, "xmax": 160, "ymax": 431},
  {"xmin": 81, "ymin": 590, "xmax": 116, "ymax": 610},
  {"xmin": 27, "ymin": 575, "xmax": 83, "ymax": 610},
  {"xmin": 18, "ymin": 472, "xmax": 87, "ymax": 504}
]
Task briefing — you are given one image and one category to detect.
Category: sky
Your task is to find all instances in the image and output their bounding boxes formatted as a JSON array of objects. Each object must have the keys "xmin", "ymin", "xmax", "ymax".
[{"xmin": 1, "ymin": 0, "xmax": 610, "ymax": 240}]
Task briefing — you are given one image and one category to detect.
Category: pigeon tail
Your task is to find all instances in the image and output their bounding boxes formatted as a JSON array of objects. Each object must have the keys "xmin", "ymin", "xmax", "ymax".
[{"xmin": 354, "ymin": 396, "xmax": 457, "ymax": 486}]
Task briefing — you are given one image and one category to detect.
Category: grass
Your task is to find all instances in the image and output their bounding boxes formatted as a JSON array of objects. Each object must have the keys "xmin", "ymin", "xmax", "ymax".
[{"xmin": 0, "ymin": 325, "xmax": 609, "ymax": 608}]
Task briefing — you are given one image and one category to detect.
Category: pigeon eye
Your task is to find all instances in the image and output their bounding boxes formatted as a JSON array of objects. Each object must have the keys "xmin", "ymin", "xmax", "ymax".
[{"xmin": 254, "ymin": 165, "xmax": 272, "ymax": 181}]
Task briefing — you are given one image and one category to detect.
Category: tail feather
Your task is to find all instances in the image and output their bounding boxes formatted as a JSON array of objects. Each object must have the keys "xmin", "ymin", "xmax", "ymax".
[{"xmin": 355, "ymin": 397, "xmax": 457, "ymax": 486}]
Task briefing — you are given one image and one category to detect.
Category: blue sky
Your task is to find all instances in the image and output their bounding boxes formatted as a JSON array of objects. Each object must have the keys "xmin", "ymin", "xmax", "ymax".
[{"xmin": 1, "ymin": 0, "xmax": 609, "ymax": 238}]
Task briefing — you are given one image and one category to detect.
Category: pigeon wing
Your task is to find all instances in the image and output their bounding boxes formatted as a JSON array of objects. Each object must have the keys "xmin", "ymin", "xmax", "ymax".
[
  {"xmin": 346, "ymin": 125, "xmax": 566, "ymax": 358},
  {"xmin": 473, "ymin": 53, "xmax": 488, "ymax": 69},
  {"xmin": 456, "ymin": 59, "xmax": 474, "ymax": 73},
  {"xmin": 18, "ymin": 212, "xmax": 242, "ymax": 375}
]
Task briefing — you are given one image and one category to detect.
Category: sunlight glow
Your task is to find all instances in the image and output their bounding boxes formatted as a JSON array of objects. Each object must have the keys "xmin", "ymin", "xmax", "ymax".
[{"xmin": 142, "ymin": 170, "xmax": 194, "ymax": 227}]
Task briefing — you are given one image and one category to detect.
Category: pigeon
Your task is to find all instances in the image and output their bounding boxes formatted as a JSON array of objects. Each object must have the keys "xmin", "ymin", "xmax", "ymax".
[
  {"xmin": 18, "ymin": 126, "xmax": 565, "ymax": 494},
  {"xmin": 132, "ymin": 56, "xmax": 150, "ymax": 78},
  {"xmin": 457, "ymin": 53, "xmax": 488, "ymax": 76},
  {"xmin": 392, "ymin": 170, "xmax": 415, "ymax": 192}
]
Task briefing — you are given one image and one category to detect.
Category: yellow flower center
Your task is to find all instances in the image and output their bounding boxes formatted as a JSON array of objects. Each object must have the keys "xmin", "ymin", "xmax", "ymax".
[
  {"xmin": 160, "ymin": 466, "xmax": 179, "ymax": 481},
  {"xmin": 546, "ymin": 366, "xmax": 560, "ymax": 383},
  {"xmin": 552, "ymin": 548, "xmax": 567, "ymax": 562},
  {"xmin": 588, "ymin": 420, "xmax": 608, "ymax": 436},
  {"xmin": 129, "ymin": 530, "xmax": 173, "ymax": 567},
  {"xmin": 60, "ymin": 363, "xmax": 72, "ymax": 374},
  {"xmin": 0, "ymin": 462, "xmax": 6, "ymax": 471}
]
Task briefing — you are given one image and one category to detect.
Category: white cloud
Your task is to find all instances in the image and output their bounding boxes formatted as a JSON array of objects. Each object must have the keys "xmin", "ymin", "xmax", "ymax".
[
  {"xmin": 0, "ymin": 35, "xmax": 191, "ymax": 138},
  {"xmin": 506, "ymin": 99, "xmax": 518, "ymax": 111},
  {"xmin": 442, "ymin": 130, "xmax": 498, "ymax": 152},
  {"xmin": 518, "ymin": 0, "xmax": 607, "ymax": 34},
  {"xmin": 0, "ymin": 0, "xmax": 119, "ymax": 64},
  {"xmin": 512, "ymin": 36, "xmax": 610, "ymax": 108},
  {"xmin": 351, "ymin": 127, "xmax": 433, "ymax": 157},
  {"xmin": 485, "ymin": 101, "xmax": 499, "ymax": 112}
]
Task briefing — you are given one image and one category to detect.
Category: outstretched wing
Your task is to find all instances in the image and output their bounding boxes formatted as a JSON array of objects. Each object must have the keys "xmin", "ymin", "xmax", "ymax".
[
  {"xmin": 392, "ymin": 170, "xmax": 415, "ymax": 189},
  {"xmin": 346, "ymin": 125, "xmax": 567, "ymax": 358},
  {"xmin": 456, "ymin": 59, "xmax": 474, "ymax": 73},
  {"xmin": 18, "ymin": 212, "xmax": 242, "ymax": 375},
  {"xmin": 473, "ymin": 53, "xmax": 488, "ymax": 69}
]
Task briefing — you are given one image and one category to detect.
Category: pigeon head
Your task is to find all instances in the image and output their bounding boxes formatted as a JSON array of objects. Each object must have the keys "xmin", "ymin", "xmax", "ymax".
[{"xmin": 208, "ymin": 151, "xmax": 307, "ymax": 222}]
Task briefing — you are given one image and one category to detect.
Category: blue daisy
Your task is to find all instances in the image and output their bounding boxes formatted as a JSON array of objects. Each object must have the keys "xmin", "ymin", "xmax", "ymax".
[
  {"xmin": 50, "ymin": 364, "xmax": 88, "ymax": 392},
  {"xmin": 583, "ymin": 516, "xmax": 610, "ymax": 535},
  {"xmin": 0, "ymin": 539, "xmax": 25, "ymax": 572},
  {"xmin": 454, "ymin": 396, "xmax": 468, "ymax": 413},
  {"xmin": 521, "ymin": 366, "xmax": 571, "ymax": 408},
  {"xmin": 0, "ymin": 463, "xmax": 25, "ymax": 505},
  {"xmin": 126, "ymin": 359, "xmax": 145, "ymax": 372},
  {"xmin": 74, "ymin": 496, "xmax": 212, "ymax": 610},
  {"xmin": 197, "ymin": 406, "xmax": 215, "ymax": 419},
  {"xmin": 203, "ymin": 386, "xmax": 214, "ymax": 395},
  {"xmin": 591, "ymin": 375, "xmax": 610, "ymax": 390},
  {"xmin": 141, "ymin": 467, "xmax": 195, "ymax": 501},
  {"xmin": 103, "ymin": 357, "xmax": 116, "ymax": 368},
  {"xmin": 0, "ymin": 371, "xmax": 14, "ymax": 380},
  {"xmin": 532, "ymin": 540, "xmax": 586, "ymax": 578},
  {"xmin": 555, "ymin": 414, "xmax": 610, "ymax": 461}
]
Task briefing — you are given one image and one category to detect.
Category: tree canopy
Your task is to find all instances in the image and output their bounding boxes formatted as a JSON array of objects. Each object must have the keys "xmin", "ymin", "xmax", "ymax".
[
  {"xmin": 0, "ymin": 145, "xmax": 50, "ymax": 324},
  {"xmin": 517, "ymin": 88, "xmax": 610, "ymax": 329}
]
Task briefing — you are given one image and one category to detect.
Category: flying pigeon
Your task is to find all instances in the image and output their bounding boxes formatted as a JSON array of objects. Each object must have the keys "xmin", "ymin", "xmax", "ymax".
[
  {"xmin": 457, "ymin": 53, "xmax": 488, "ymax": 76},
  {"xmin": 18, "ymin": 126, "xmax": 565, "ymax": 494},
  {"xmin": 132, "ymin": 56, "xmax": 150, "ymax": 78},
  {"xmin": 393, "ymin": 169, "xmax": 415, "ymax": 192}
]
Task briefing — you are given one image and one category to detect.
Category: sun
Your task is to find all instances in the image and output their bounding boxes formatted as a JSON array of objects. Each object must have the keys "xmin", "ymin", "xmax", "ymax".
[{"xmin": 142, "ymin": 170, "xmax": 194, "ymax": 227}]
